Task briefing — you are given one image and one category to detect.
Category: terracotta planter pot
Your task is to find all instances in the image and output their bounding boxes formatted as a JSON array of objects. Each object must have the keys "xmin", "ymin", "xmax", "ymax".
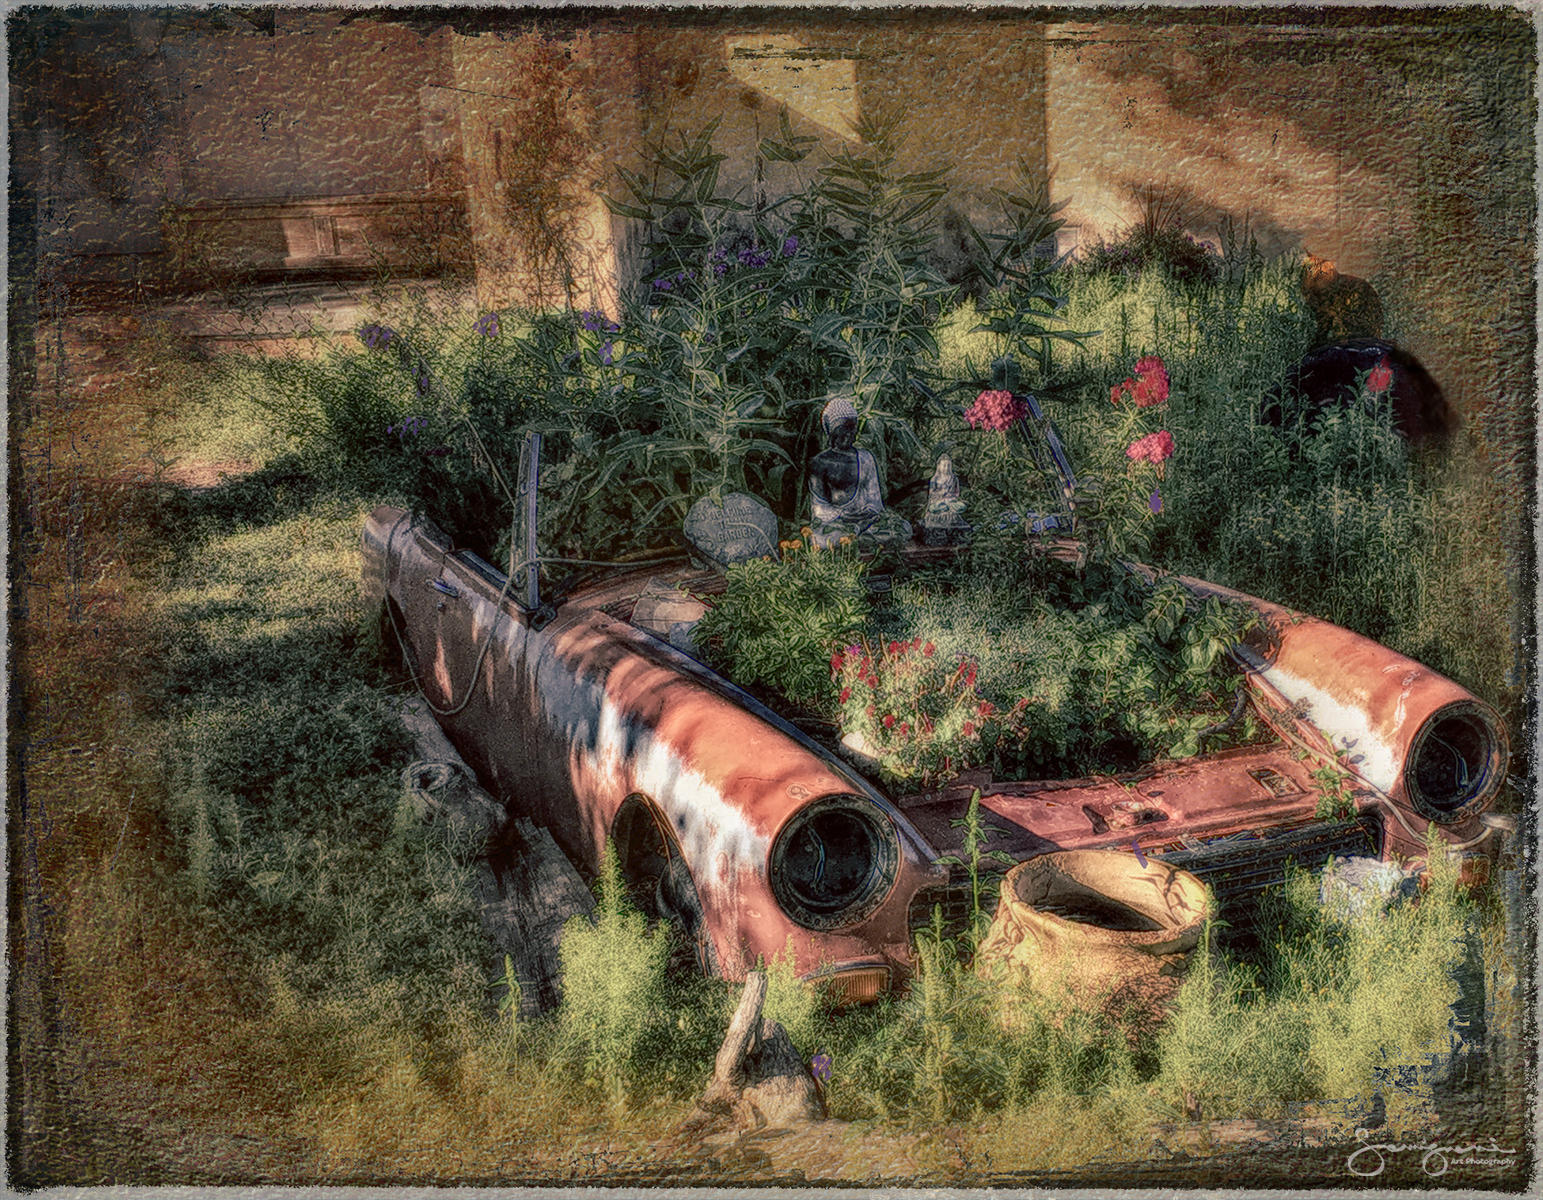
[{"xmin": 976, "ymin": 850, "xmax": 1209, "ymax": 1030}]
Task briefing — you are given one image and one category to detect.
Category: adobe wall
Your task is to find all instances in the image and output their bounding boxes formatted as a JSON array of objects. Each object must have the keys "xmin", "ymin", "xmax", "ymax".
[
  {"xmin": 1044, "ymin": 12, "xmax": 1534, "ymax": 448},
  {"xmin": 449, "ymin": 25, "xmax": 640, "ymax": 312},
  {"xmin": 625, "ymin": 13, "xmax": 1049, "ymax": 284},
  {"xmin": 159, "ymin": 11, "xmax": 449, "ymax": 202},
  {"xmin": 21, "ymin": 10, "xmax": 467, "ymax": 287}
]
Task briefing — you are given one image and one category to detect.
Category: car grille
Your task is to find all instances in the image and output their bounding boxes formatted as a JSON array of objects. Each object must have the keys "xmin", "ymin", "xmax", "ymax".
[
  {"xmin": 907, "ymin": 815, "xmax": 1383, "ymax": 943},
  {"xmin": 1156, "ymin": 814, "xmax": 1383, "ymax": 923},
  {"xmin": 907, "ymin": 873, "xmax": 1010, "ymax": 945}
]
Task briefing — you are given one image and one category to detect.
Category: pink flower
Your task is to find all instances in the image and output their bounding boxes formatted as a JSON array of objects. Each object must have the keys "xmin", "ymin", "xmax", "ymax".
[
  {"xmin": 962, "ymin": 720, "xmax": 976, "ymax": 738},
  {"xmin": 966, "ymin": 389, "xmax": 1027, "ymax": 432},
  {"xmin": 1126, "ymin": 430, "xmax": 1176, "ymax": 464},
  {"xmin": 830, "ymin": 651, "xmax": 845, "ymax": 674},
  {"xmin": 1132, "ymin": 377, "xmax": 1167, "ymax": 407},
  {"xmin": 923, "ymin": 642, "xmax": 935, "ymax": 657},
  {"xmin": 1114, "ymin": 356, "xmax": 1170, "ymax": 407},
  {"xmin": 1366, "ymin": 357, "xmax": 1393, "ymax": 396}
]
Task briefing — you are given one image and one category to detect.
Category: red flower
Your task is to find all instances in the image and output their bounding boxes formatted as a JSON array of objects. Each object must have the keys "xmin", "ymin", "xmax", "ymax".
[
  {"xmin": 839, "ymin": 687, "xmax": 852, "ymax": 702},
  {"xmin": 962, "ymin": 720, "xmax": 976, "ymax": 737},
  {"xmin": 830, "ymin": 651, "xmax": 845, "ymax": 674},
  {"xmin": 898, "ymin": 722, "xmax": 911, "ymax": 738},
  {"xmin": 978, "ymin": 701, "xmax": 994, "ymax": 717},
  {"xmin": 1366, "ymin": 357, "xmax": 1393, "ymax": 396},
  {"xmin": 923, "ymin": 642, "xmax": 936, "ymax": 657},
  {"xmin": 887, "ymin": 641, "xmax": 901, "ymax": 656},
  {"xmin": 1116, "ymin": 356, "xmax": 1170, "ymax": 407},
  {"xmin": 910, "ymin": 637, "xmax": 922, "ymax": 652},
  {"xmin": 883, "ymin": 714, "xmax": 896, "ymax": 728}
]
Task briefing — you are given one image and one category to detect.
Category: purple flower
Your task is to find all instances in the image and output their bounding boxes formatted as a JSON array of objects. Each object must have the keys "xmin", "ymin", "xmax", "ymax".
[
  {"xmin": 390, "ymin": 415, "xmax": 427, "ymax": 442},
  {"xmin": 737, "ymin": 245, "xmax": 770, "ymax": 268},
  {"xmin": 578, "ymin": 309, "xmax": 618, "ymax": 333},
  {"xmin": 782, "ymin": 235, "xmax": 799, "ymax": 257},
  {"xmin": 360, "ymin": 324, "xmax": 396, "ymax": 350},
  {"xmin": 811, "ymin": 1053, "xmax": 832, "ymax": 1084},
  {"xmin": 473, "ymin": 312, "xmax": 500, "ymax": 338},
  {"xmin": 414, "ymin": 363, "xmax": 431, "ymax": 397},
  {"xmin": 653, "ymin": 278, "xmax": 672, "ymax": 291},
  {"xmin": 1149, "ymin": 489, "xmax": 1163, "ymax": 515},
  {"xmin": 599, "ymin": 340, "xmax": 613, "ymax": 366}
]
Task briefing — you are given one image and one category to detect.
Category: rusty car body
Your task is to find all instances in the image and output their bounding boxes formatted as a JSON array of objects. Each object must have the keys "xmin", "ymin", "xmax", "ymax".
[{"xmin": 361, "ymin": 423, "xmax": 1511, "ymax": 1002}]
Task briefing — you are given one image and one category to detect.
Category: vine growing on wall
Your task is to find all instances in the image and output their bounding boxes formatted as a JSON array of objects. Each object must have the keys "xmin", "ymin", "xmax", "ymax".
[{"xmin": 482, "ymin": 32, "xmax": 605, "ymax": 310}]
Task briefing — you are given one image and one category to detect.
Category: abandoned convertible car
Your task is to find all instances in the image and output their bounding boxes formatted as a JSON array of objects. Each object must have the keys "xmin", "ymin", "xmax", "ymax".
[{"xmin": 362, "ymin": 412, "xmax": 1510, "ymax": 1002}]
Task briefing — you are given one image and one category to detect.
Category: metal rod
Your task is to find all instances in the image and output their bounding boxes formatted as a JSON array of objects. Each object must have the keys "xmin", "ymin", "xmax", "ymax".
[{"xmin": 524, "ymin": 430, "xmax": 542, "ymax": 612}]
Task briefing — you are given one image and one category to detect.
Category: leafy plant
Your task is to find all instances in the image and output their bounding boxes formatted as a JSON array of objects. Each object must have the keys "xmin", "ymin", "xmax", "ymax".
[
  {"xmin": 694, "ymin": 535, "xmax": 870, "ymax": 707},
  {"xmin": 937, "ymin": 788, "xmax": 1017, "ymax": 943},
  {"xmin": 1078, "ymin": 185, "xmax": 1221, "ymax": 286},
  {"xmin": 967, "ymin": 165, "xmax": 1098, "ymax": 387}
]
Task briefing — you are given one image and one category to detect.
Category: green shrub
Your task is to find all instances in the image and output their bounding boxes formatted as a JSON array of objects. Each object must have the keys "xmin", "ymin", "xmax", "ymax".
[
  {"xmin": 868, "ymin": 566, "xmax": 1257, "ymax": 777},
  {"xmin": 557, "ymin": 844, "xmax": 674, "ymax": 1106},
  {"xmin": 694, "ymin": 538, "xmax": 870, "ymax": 708},
  {"xmin": 555, "ymin": 843, "xmax": 729, "ymax": 1105},
  {"xmin": 1154, "ymin": 842, "xmax": 1476, "ymax": 1120}
]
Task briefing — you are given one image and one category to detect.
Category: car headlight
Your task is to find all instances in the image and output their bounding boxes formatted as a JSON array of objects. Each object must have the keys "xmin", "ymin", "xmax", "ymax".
[
  {"xmin": 1404, "ymin": 700, "xmax": 1508, "ymax": 824},
  {"xmin": 769, "ymin": 794, "xmax": 900, "ymax": 931}
]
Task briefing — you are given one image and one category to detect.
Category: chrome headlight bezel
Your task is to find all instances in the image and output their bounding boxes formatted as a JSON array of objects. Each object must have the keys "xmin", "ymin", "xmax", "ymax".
[
  {"xmin": 769, "ymin": 793, "xmax": 901, "ymax": 931},
  {"xmin": 1403, "ymin": 700, "xmax": 1509, "ymax": 824}
]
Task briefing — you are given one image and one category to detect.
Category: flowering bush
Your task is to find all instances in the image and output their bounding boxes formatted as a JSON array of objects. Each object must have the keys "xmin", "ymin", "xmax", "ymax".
[
  {"xmin": 1093, "ymin": 353, "xmax": 1176, "ymax": 556},
  {"xmin": 833, "ymin": 637, "xmax": 1028, "ymax": 786},
  {"xmin": 964, "ymin": 388, "xmax": 1028, "ymax": 432}
]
